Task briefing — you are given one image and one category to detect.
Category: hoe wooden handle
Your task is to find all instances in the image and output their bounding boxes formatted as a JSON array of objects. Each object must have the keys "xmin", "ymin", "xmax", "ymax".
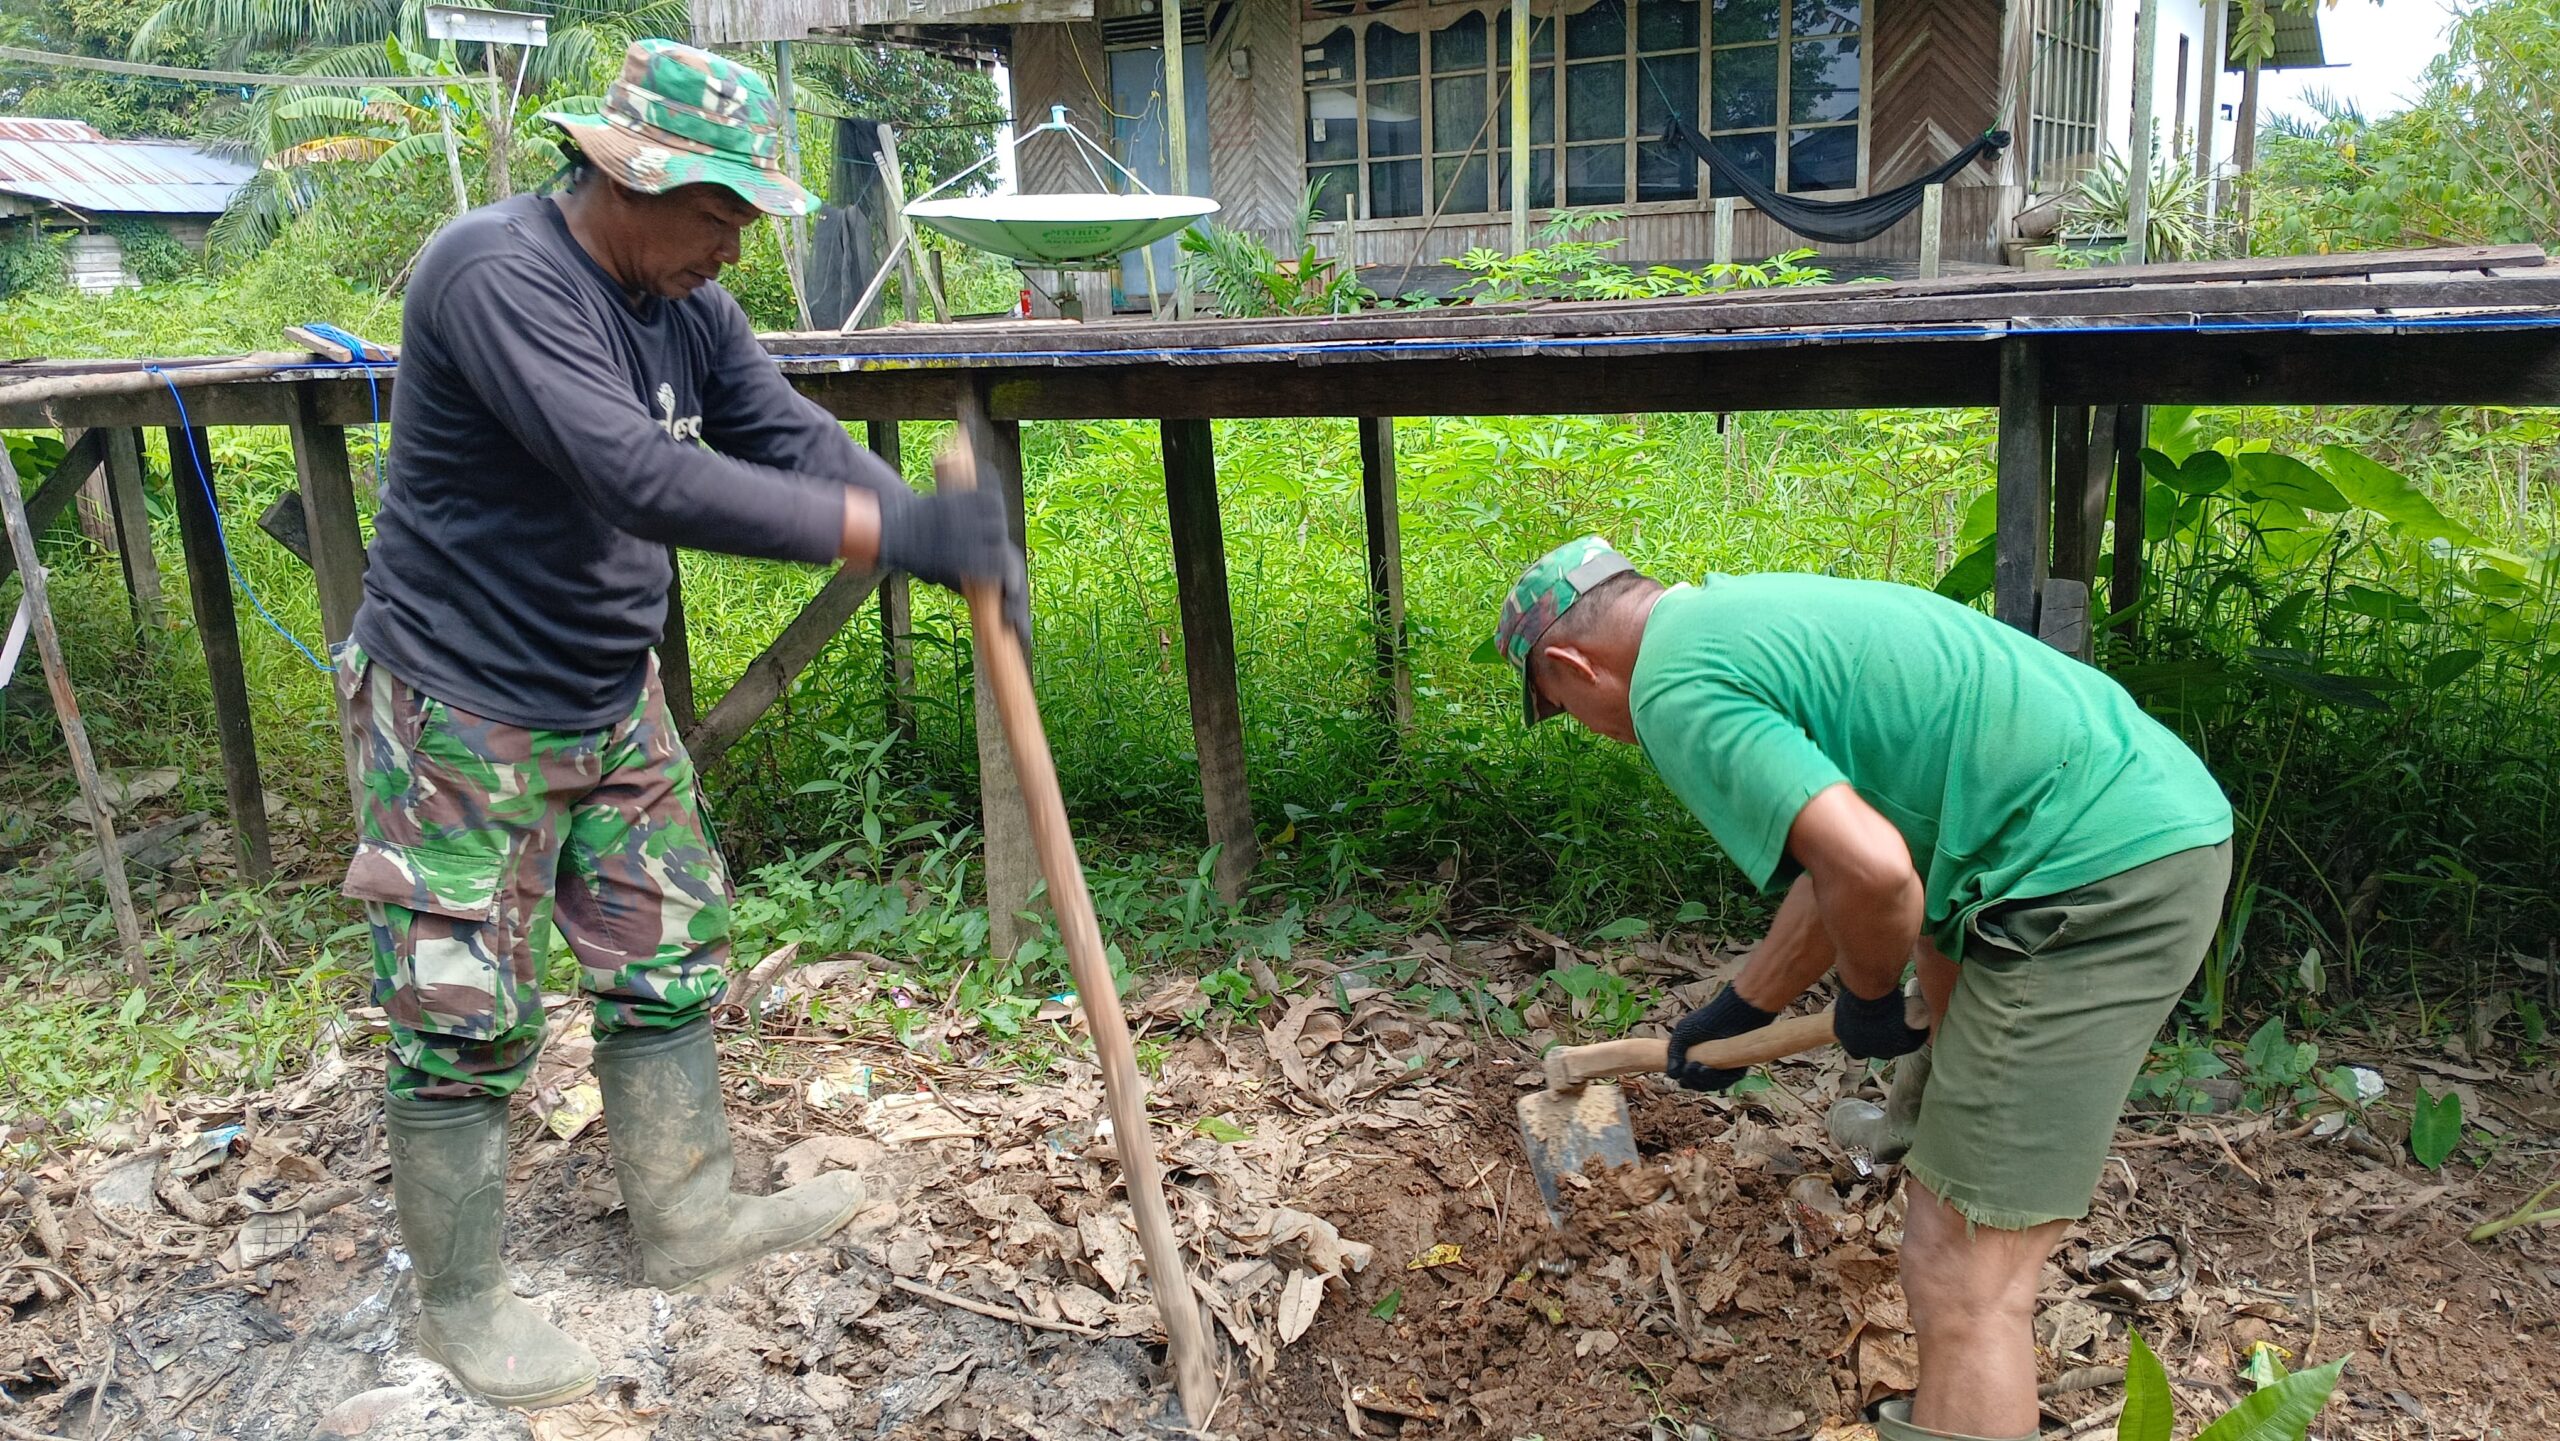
[
  {"xmin": 937, "ymin": 405, "xmax": 1219, "ymax": 1426},
  {"xmin": 1543, "ymin": 994, "xmax": 1931, "ymax": 1090}
]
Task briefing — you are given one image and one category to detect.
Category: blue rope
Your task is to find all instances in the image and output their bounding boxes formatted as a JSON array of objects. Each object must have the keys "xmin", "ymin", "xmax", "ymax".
[
  {"xmin": 151, "ymin": 367, "xmax": 334, "ymax": 674},
  {"xmin": 293, "ymin": 322, "xmax": 390, "ymax": 487}
]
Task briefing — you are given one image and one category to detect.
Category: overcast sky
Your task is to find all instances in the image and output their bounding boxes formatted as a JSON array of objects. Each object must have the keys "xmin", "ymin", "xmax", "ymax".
[{"xmin": 2260, "ymin": 0, "xmax": 2459, "ymax": 122}]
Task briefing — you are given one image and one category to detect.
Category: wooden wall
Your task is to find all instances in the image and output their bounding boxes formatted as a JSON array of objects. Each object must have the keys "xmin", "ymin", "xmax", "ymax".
[
  {"xmin": 1871, "ymin": 0, "xmax": 2012, "ymax": 188},
  {"xmin": 1205, "ymin": 0, "xmax": 1301, "ymax": 241},
  {"xmin": 1008, "ymin": 19, "xmax": 1120, "ymax": 318}
]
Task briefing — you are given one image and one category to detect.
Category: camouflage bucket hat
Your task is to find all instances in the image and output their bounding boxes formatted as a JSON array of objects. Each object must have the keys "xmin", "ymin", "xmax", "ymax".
[
  {"xmin": 1495, "ymin": 536, "xmax": 1635, "ymax": 726},
  {"xmin": 543, "ymin": 39, "xmax": 817, "ymax": 217}
]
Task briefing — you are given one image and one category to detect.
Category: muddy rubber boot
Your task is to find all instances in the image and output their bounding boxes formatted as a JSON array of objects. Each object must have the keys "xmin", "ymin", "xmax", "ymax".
[
  {"xmin": 1874, "ymin": 1397, "xmax": 2037, "ymax": 1441},
  {"xmin": 385, "ymin": 1094, "xmax": 599, "ymax": 1409},
  {"xmin": 593, "ymin": 1019, "xmax": 874, "ymax": 1294},
  {"xmin": 1828, "ymin": 1044, "xmax": 1934, "ymax": 1165}
]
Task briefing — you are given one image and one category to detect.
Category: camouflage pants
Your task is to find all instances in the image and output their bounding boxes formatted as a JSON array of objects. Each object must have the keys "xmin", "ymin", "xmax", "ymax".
[{"xmin": 334, "ymin": 642, "xmax": 733, "ymax": 1101}]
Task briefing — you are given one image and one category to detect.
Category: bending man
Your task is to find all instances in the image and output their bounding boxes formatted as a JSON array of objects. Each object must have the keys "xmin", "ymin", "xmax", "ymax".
[{"xmin": 1496, "ymin": 537, "xmax": 2231, "ymax": 1441}]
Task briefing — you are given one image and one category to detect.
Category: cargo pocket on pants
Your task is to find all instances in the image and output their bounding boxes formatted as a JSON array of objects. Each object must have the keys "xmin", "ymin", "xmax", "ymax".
[{"xmin": 345, "ymin": 837, "xmax": 521, "ymax": 1043}]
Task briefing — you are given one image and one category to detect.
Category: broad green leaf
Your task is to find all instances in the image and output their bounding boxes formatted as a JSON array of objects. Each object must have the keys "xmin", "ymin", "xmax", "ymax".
[
  {"xmin": 2235, "ymin": 452, "xmax": 2348, "ymax": 511},
  {"xmin": 1592, "ymin": 916, "xmax": 1649, "ymax": 942},
  {"xmin": 1672, "ymin": 901, "xmax": 1714, "ymax": 924},
  {"xmin": 2145, "ymin": 447, "xmax": 2235, "ymax": 496},
  {"xmin": 2116, "ymin": 1330, "xmax": 2174, "ymax": 1441},
  {"xmin": 1467, "ymin": 633, "xmax": 1502, "ymax": 665},
  {"xmin": 1934, "ymin": 537, "xmax": 1997, "ymax": 604},
  {"xmin": 2258, "ymin": 591, "xmax": 2315, "ymax": 644},
  {"xmin": 2195, "ymin": 1355, "xmax": 2348, "ymax": 1441},
  {"xmin": 2252, "ymin": 662, "xmax": 2393, "ymax": 711},
  {"xmin": 1194, "ymin": 1114, "xmax": 1252, "ymax": 1144},
  {"xmin": 2335, "ymin": 584, "xmax": 2433, "ymax": 626},
  {"xmin": 2241, "ymin": 1340, "xmax": 2291, "ymax": 1390},
  {"xmin": 2146, "ymin": 405, "xmax": 2204, "ymax": 462},
  {"xmin": 1956, "ymin": 488, "xmax": 2000, "ymax": 547},
  {"xmin": 2320, "ymin": 445, "xmax": 2477, "ymax": 545},
  {"xmin": 1368, "ymin": 1288, "xmax": 1403, "ymax": 1320},
  {"xmin": 2421, "ymin": 649, "xmax": 2485, "ymax": 690},
  {"xmin": 2410, "ymin": 1083, "xmax": 2463, "ymax": 1169},
  {"xmin": 116, "ymin": 987, "xmax": 147, "ymax": 1027}
]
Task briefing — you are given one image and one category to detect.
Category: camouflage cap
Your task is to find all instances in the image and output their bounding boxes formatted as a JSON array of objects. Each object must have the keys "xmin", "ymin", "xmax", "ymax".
[
  {"xmin": 1495, "ymin": 536, "xmax": 1636, "ymax": 726},
  {"xmin": 543, "ymin": 39, "xmax": 817, "ymax": 218}
]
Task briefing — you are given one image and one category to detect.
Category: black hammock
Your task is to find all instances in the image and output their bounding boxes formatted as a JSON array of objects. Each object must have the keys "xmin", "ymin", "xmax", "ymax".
[{"xmin": 1658, "ymin": 117, "xmax": 2010, "ymax": 246}]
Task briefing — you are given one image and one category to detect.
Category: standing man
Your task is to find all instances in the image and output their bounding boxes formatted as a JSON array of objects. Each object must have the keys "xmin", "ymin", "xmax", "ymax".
[
  {"xmin": 337, "ymin": 40, "xmax": 1027, "ymax": 1409},
  {"xmin": 1496, "ymin": 538, "xmax": 2232, "ymax": 1441}
]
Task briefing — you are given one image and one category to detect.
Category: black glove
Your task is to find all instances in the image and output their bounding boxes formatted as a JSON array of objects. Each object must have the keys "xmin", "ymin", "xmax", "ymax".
[
  {"xmin": 1833, "ymin": 984, "xmax": 1928, "ymax": 1061},
  {"xmin": 1665, "ymin": 983, "xmax": 1778, "ymax": 1093},
  {"xmin": 878, "ymin": 487, "xmax": 1030, "ymax": 644}
]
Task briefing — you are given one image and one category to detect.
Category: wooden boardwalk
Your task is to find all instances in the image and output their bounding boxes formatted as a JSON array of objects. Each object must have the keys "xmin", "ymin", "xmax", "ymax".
[{"xmin": 5, "ymin": 245, "xmax": 2557, "ymax": 943}]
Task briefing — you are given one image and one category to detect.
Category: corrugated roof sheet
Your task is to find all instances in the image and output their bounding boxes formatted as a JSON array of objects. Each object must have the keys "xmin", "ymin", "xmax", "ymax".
[{"xmin": 0, "ymin": 125, "xmax": 254, "ymax": 216}]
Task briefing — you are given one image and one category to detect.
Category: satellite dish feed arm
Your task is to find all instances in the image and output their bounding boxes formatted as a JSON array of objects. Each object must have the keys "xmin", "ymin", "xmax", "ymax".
[{"xmin": 902, "ymin": 107, "xmax": 1164, "ymax": 217}]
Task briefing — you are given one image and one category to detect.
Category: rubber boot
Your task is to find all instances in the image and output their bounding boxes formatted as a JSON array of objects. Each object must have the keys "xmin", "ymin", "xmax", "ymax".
[
  {"xmin": 1874, "ymin": 1397, "xmax": 2038, "ymax": 1441},
  {"xmin": 1828, "ymin": 1043, "xmax": 1934, "ymax": 1165},
  {"xmin": 592, "ymin": 1019, "xmax": 875, "ymax": 1294},
  {"xmin": 385, "ymin": 1094, "xmax": 599, "ymax": 1409}
]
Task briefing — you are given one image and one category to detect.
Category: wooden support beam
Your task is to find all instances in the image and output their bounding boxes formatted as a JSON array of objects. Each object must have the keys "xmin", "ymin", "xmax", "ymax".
[
  {"xmin": 1357, "ymin": 416, "xmax": 1412, "ymax": 730},
  {"xmin": 101, "ymin": 428, "xmax": 160, "ymax": 640},
  {"xmin": 2111, "ymin": 404, "xmax": 2148, "ymax": 638},
  {"xmin": 2050, "ymin": 405, "xmax": 2095, "ymax": 585},
  {"xmin": 1918, "ymin": 184, "xmax": 1944, "ymax": 280},
  {"xmin": 964, "ymin": 402, "xmax": 1040, "ymax": 957},
  {"xmin": 0, "ymin": 434, "xmax": 148, "ymax": 981},
  {"xmin": 162, "ymin": 426, "xmax": 272, "ymax": 881},
  {"xmin": 685, "ymin": 564, "xmax": 886, "ymax": 771},
  {"xmin": 287, "ymin": 384, "xmax": 368, "ymax": 647},
  {"xmin": 1161, "ymin": 418, "xmax": 1258, "ymax": 902},
  {"xmin": 661, "ymin": 553, "xmax": 696, "ymax": 733},
  {"xmin": 0, "ymin": 428, "xmax": 105, "ymax": 591},
  {"xmin": 2073, "ymin": 403, "xmax": 2118, "ymax": 587},
  {"xmin": 1993, "ymin": 340, "xmax": 2051, "ymax": 635},
  {"xmin": 867, "ymin": 420, "xmax": 916, "ymax": 734}
]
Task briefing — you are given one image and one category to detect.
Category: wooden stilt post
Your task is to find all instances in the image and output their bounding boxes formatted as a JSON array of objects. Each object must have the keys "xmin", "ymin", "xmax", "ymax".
[
  {"xmin": 2111, "ymin": 404, "xmax": 2149, "ymax": 638},
  {"xmin": 1161, "ymin": 418, "xmax": 1257, "ymax": 901},
  {"xmin": 102, "ymin": 428, "xmax": 160, "ymax": 641},
  {"xmin": 967, "ymin": 402, "xmax": 1040, "ymax": 956},
  {"xmin": 287, "ymin": 383, "xmax": 367, "ymax": 647},
  {"xmin": 868, "ymin": 420, "xmax": 916, "ymax": 734},
  {"xmin": 0, "ymin": 440, "xmax": 148, "ymax": 982},
  {"xmin": 1713, "ymin": 197, "xmax": 1736, "ymax": 265},
  {"xmin": 661, "ymin": 553, "xmax": 697, "ymax": 733},
  {"xmin": 1918, "ymin": 183, "xmax": 1945, "ymax": 279},
  {"xmin": 1358, "ymin": 416, "xmax": 1412, "ymax": 730},
  {"xmin": 2045, "ymin": 405, "xmax": 2110, "ymax": 660},
  {"xmin": 1993, "ymin": 340, "xmax": 2051, "ymax": 636},
  {"xmin": 162, "ymin": 425, "xmax": 272, "ymax": 882}
]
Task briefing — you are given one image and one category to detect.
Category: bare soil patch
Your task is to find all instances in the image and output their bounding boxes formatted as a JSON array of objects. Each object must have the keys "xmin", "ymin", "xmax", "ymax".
[{"xmin": 6, "ymin": 936, "xmax": 2557, "ymax": 1440}]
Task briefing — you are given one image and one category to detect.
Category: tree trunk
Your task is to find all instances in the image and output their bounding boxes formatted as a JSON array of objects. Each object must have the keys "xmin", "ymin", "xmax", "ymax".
[
  {"xmin": 485, "ymin": 47, "xmax": 514, "ymax": 202},
  {"xmin": 2231, "ymin": 58, "xmax": 2261, "ymax": 251}
]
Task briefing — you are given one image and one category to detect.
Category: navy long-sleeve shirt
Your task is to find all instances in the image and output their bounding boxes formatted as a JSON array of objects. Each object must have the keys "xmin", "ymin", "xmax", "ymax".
[{"xmin": 351, "ymin": 193, "xmax": 904, "ymax": 730}]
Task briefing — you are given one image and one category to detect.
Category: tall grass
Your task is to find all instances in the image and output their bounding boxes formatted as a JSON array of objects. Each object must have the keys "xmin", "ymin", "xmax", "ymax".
[{"xmin": 5, "ymin": 392, "xmax": 2555, "ymax": 1053}]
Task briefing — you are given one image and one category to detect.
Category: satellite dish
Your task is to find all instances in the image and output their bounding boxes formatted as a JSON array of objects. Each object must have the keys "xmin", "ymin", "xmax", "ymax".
[{"xmin": 906, "ymin": 192, "xmax": 1222, "ymax": 268}]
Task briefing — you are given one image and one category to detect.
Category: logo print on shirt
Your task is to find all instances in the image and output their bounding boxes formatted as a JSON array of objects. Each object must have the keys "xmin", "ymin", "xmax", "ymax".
[{"xmin": 655, "ymin": 382, "xmax": 704, "ymax": 443}]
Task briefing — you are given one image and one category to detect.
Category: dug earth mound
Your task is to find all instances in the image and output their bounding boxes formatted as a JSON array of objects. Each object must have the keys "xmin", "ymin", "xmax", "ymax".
[{"xmin": 5, "ymin": 936, "xmax": 2557, "ymax": 1439}]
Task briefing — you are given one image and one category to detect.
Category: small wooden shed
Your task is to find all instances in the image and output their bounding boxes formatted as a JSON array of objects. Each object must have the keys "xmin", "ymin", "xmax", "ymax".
[{"xmin": 0, "ymin": 119, "xmax": 251, "ymax": 293}]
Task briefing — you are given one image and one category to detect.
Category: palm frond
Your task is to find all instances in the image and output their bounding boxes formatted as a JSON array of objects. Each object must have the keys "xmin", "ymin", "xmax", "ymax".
[
  {"xmin": 271, "ymin": 135, "xmax": 397, "ymax": 167},
  {"xmin": 367, "ymin": 129, "xmax": 464, "ymax": 175}
]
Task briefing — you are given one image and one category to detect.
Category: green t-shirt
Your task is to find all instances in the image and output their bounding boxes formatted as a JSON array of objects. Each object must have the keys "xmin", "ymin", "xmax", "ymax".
[{"xmin": 1630, "ymin": 574, "xmax": 2232, "ymax": 957}]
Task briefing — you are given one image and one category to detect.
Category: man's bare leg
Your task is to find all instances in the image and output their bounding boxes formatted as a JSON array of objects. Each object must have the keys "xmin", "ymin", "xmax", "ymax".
[{"xmin": 1899, "ymin": 1179, "xmax": 2066, "ymax": 1438}]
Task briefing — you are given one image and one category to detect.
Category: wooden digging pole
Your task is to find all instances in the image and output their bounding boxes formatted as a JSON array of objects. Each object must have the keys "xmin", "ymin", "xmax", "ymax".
[
  {"xmin": 0, "ymin": 441, "xmax": 148, "ymax": 983},
  {"xmin": 936, "ymin": 399, "xmax": 1220, "ymax": 1426}
]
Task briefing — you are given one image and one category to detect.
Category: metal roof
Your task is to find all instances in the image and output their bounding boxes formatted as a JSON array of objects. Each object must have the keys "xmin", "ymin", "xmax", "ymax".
[
  {"xmin": 0, "ymin": 120, "xmax": 254, "ymax": 216},
  {"xmin": 2227, "ymin": 1, "xmax": 2327, "ymax": 71}
]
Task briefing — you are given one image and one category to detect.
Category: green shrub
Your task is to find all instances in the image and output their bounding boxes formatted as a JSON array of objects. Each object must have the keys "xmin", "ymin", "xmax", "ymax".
[{"xmin": 0, "ymin": 225, "xmax": 69, "ymax": 300}]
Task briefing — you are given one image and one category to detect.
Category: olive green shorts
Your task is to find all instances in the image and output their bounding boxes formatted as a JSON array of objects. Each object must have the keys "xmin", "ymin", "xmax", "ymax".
[{"xmin": 1903, "ymin": 841, "xmax": 2233, "ymax": 1230}]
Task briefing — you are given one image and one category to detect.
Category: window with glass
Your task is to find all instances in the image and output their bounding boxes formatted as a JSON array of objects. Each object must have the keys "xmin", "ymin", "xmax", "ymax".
[
  {"xmin": 1304, "ymin": 0, "xmax": 1861, "ymax": 218},
  {"xmin": 2027, "ymin": 0, "xmax": 2103, "ymax": 190},
  {"xmin": 1710, "ymin": 0, "xmax": 1863, "ymax": 194}
]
